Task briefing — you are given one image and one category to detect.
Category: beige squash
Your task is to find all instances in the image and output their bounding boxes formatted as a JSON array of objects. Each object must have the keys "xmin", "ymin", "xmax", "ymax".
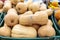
[
  {"xmin": 0, "ymin": 24, "xmax": 11, "ymax": 37},
  {"xmin": 32, "ymin": 11, "xmax": 48, "ymax": 25},
  {"xmin": 4, "ymin": 8, "xmax": 18, "ymax": 27},
  {"xmin": 16, "ymin": 2, "xmax": 27, "ymax": 14},
  {"xmin": 11, "ymin": 24, "xmax": 37, "ymax": 38},
  {"xmin": 38, "ymin": 25, "xmax": 56, "ymax": 37},
  {"xmin": 3, "ymin": 0, "xmax": 12, "ymax": 12},
  {"xmin": 38, "ymin": 19, "xmax": 55, "ymax": 37},
  {"xmin": 28, "ymin": 2, "xmax": 40, "ymax": 13}
]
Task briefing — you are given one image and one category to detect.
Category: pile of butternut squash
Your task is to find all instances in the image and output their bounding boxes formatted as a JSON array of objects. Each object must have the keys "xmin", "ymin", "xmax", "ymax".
[{"xmin": 0, "ymin": 0, "xmax": 56, "ymax": 38}]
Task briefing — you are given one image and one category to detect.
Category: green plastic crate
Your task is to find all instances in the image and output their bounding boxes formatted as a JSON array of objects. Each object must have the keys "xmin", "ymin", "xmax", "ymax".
[
  {"xmin": 0, "ymin": 36, "xmax": 54, "ymax": 40},
  {"xmin": 0, "ymin": 12, "xmax": 6, "ymax": 27},
  {"xmin": 0, "ymin": 12, "xmax": 54, "ymax": 40}
]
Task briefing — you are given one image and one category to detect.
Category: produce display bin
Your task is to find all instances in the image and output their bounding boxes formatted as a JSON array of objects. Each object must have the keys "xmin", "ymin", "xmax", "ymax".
[
  {"xmin": 0, "ymin": 12, "xmax": 54, "ymax": 40},
  {"xmin": 0, "ymin": 0, "xmax": 60, "ymax": 40},
  {"xmin": 0, "ymin": 12, "xmax": 60, "ymax": 40}
]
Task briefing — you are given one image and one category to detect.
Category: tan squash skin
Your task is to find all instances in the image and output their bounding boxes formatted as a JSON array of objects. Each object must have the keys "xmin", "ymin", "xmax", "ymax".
[
  {"xmin": 4, "ymin": 8, "xmax": 18, "ymax": 27},
  {"xmin": 3, "ymin": 0, "xmax": 12, "ymax": 12},
  {"xmin": 0, "ymin": 24, "xmax": 11, "ymax": 37},
  {"xmin": 16, "ymin": 2, "xmax": 27, "ymax": 14},
  {"xmin": 32, "ymin": 11, "xmax": 48, "ymax": 25},
  {"xmin": 38, "ymin": 19, "xmax": 56, "ymax": 37},
  {"xmin": 28, "ymin": 3, "xmax": 40, "ymax": 13},
  {"xmin": 11, "ymin": 24, "xmax": 37, "ymax": 38}
]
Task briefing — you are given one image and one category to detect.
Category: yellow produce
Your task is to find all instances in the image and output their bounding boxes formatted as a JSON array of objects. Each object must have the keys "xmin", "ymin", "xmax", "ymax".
[
  {"xmin": 48, "ymin": 0, "xmax": 59, "ymax": 9},
  {"xmin": 51, "ymin": 2, "xmax": 58, "ymax": 7},
  {"xmin": 11, "ymin": 24, "xmax": 37, "ymax": 38},
  {"xmin": 48, "ymin": 5, "xmax": 60, "ymax": 10},
  {"xmin": 54, "ymin": 7, "xmax": 60, "ymax": 10},
  {"xmin": 50, "ymin": 6, "xmax": 55, "ymax": 9}
]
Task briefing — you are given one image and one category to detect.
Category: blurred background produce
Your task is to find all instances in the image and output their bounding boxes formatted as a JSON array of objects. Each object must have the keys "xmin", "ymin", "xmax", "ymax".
[
  {"xmin": 55, "ymin": 10, "xmax": 60, "ymax": 27},
  {"xmin": 48, "ymin": 0, "xmax": 60, "ymax": 10}
]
